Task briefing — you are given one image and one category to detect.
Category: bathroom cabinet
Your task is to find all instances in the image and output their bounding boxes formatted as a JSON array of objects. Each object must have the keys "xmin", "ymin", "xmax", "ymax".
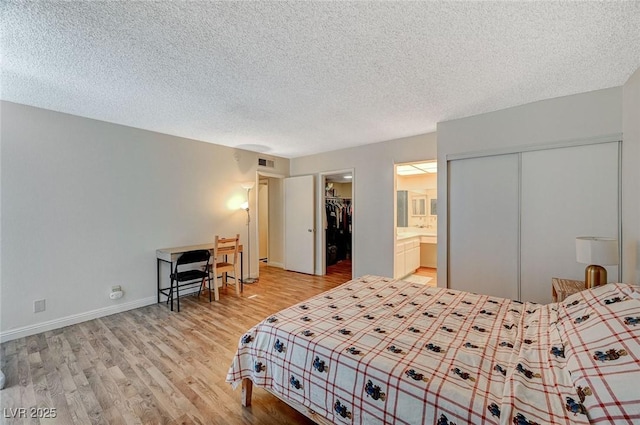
[
  {"xmin": 420, "ymin": 241, "xmax": 437, "ymax": 268},
  {"xmin": 395, "ymin": 237, "xmax": 420, "ymax": 279}
]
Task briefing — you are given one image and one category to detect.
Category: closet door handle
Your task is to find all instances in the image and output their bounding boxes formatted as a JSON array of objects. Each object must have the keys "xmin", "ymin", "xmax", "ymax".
[{"xmin": 308, "ymin": 229, "xmax": 313, "ymax": 232}]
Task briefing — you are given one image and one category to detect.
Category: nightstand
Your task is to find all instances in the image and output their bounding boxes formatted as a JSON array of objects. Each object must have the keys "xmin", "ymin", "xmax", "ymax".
[{"xmin": 552, "ymin": 277, "xmax": 586, "ymax": 302}]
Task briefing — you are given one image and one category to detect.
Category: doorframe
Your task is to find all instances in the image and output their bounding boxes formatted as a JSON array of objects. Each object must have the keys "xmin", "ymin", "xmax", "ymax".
[
  {"xmin": 256, "ymin": 171, "xmax": 285, "ymax": 274},
  {"xmin": 257, "ymin": 177, "xmax": 270, "ymax": 264},
  {"xmin": 393, "ymin": 158, "xmax": 438, "ymax": 280},
  {"xmin": 319, "ymin": 169, "xmax": 355, "ymax": 278}
]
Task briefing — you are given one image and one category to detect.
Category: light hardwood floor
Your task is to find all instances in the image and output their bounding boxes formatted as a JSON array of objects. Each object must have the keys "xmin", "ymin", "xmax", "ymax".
[
  {"xmin": 0, "ymin": 264, "xmax": 352, "ymax": 425},
  {"xmin": 414, "ymin": 267, "xmax": 438, "ymax": 286}
]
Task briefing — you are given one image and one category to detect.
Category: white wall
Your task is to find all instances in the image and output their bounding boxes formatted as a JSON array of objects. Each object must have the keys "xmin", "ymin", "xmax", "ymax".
[
  {"xmin": 290, "ymin": 133, "xmax": 437, "ymax": 278},
  {"xmin": 0, "ymin": 101, "xmax": 289, "ymax": 341},
  {"xmin": 622, "ymin": 68, "xmax": 640, "ymax": 285},
  {"xmin": 437, "ymin": 87, "xmax": 624, "ymax": 287}
]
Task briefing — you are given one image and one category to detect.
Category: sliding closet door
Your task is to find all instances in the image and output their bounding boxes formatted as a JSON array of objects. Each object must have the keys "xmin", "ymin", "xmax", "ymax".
[
  {"xmin": 520, "ymin": 142, "xmax": 619, "ymax": 304},
  {"xmin": 448, "ymin": 154, "xmax": 520, "ymax": 299}
]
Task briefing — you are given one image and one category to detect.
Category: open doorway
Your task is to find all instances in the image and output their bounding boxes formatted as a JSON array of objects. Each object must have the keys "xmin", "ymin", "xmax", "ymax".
[
  {"xmin": 258, "ymin": 177, "xmax": 269, "ymax": 264},
  {"xmin": 256, "ymin": 172, "xmax": 285, "ymax": 276},
  {"xmin": 394, "ymin": 160, "xmax": 437, "ymax": 286},
  {"xmin": 321, "ymin": 170, "xmax": 353, "ymax": 278}
]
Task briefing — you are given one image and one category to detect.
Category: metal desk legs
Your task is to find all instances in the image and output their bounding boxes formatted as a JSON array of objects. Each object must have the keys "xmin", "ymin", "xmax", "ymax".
[{"xmin": 157, "ymin": 252, "xmax": 244, "ymax": 308}]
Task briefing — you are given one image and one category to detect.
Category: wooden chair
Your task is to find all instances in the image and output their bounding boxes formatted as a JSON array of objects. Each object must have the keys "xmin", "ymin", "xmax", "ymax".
[{"xmin": 210, "ymin": 234, "xmax": 240, "ymax": 301}]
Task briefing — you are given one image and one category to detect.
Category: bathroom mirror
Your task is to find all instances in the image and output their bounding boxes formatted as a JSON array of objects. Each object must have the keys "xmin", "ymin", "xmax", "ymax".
[
  {"xmin": 397, "ymin": 190, "xmax": 408, "ymax": 227},
  {"xmin": 408, "ymin": 190, "xmax": 427, "ymax": 216},
  {"xmin": 411, "ymin": 196, "xmax": 427, "ymax": 216}
]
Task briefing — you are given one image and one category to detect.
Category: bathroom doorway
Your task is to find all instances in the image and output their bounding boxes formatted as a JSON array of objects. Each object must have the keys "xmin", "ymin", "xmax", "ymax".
[{"xmin": 394, "ymin": 160, "xmax": 437, "ymax": 286}]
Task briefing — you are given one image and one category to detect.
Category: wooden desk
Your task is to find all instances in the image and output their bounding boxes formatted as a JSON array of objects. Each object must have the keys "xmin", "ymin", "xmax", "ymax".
[
  {"xmin": 552, "ymin": 277, "xmax": 585, "ymax": 302},
  {"xmin": 156, "ymin": 243, "xmax": 244, "ymax": 304}
]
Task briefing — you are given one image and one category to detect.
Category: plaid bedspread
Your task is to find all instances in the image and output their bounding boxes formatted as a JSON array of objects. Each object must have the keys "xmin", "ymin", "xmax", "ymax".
[
  {"xmin": 554, "ymin": 283, "xmax": 640, "ymax": 424},
  {"xmin": 227, "ymin": 276, "xmax": 639, "ymax": 424}
]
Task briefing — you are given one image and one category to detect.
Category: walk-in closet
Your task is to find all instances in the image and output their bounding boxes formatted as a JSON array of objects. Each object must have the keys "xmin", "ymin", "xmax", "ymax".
[{"xmin": 323, "ymin": 173, "xmax": 353, "ymax": 277}]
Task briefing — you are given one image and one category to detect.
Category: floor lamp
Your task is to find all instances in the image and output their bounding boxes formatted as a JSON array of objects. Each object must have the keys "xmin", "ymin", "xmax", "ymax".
[{"xmin": 241, "ymin": 181, "xmax": 258, "ymax": 284}]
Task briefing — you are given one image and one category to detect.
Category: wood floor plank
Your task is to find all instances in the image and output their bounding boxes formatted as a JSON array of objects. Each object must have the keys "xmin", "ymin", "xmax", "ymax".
[
  {"xmin": 2, "ymin": 338, "xmax": 17, "ymax": 357},
  {"xmin": 64, "ymin": 383, "xmax": 97, "ymax": 425},
  {"xmin": 3, "ymin": 352, "xmax": 18, "ymax": 392},
  {"xmin": 41, "ymin": 346, "xmax": 75, "ymax": 425},
  {"xmin": 72, "ymin": 367, "xmax": 107, "ymax": 425},
  {"xmin": 101, "ymin": 406, "xmax": 128, "ymax": 425},
  {"xmin": 46, "ymin": 390, "xmax": 76, "ymax": 425},
  {"xmin": 171, "ymin": 376, "xmax": 216, "ymax": 422},
  {"xmin": 0, "ymin": 374, "xmax": 22, "ymax": 424},
  {"xmin": 124, "ymin": 394, "xmax": 165, "ymax": 425},
  {"xmin": 1, "ymin": 262, "xmax": 353, "ymax": 424},
  {"xmin": 56, "ymin": 361, "xmax": 78, "ymax": 395},
  {"xmin": 84, "ymin": 366, "xmax": 117, "ymax": 413},
  {"xmin": 107, "ymin": 366, "xmax": 141, "ymax": 407}
]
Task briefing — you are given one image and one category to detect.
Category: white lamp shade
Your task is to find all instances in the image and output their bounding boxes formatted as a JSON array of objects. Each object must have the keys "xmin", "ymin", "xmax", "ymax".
[
  {"xmin": 576, "ymin": 237, "xmax": 619, "ymax": 265},
  {"xmin": 241, "ymin": 181, "xmax": 255, "ymax": 190},
  {"xmin": 240, "ymin": 201, "xmax": 249, "ymax": 210}
]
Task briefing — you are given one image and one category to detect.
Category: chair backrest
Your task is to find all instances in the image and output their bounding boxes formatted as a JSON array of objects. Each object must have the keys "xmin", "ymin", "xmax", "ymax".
[
  {"xmin": 176, "ymin": 249, "xmax": 211, "ymax": 266},
  {"xmin": 214, "ymin": 234, "xmax": 240, "ymax": 264}
]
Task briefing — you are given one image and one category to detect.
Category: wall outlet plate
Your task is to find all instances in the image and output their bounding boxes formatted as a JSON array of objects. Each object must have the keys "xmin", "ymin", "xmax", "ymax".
[
  {"xmin": 34, "ymin": 299, "xmax": 46, "ymax": 313},
  {"xmin": 109, "ymin": 290, "xmax": 124, "ymax": 300}
]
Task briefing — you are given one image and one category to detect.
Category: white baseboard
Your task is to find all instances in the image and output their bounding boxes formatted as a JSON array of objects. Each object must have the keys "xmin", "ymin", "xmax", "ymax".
[
  {"xmin": 267, "ymin": 261, "xmax": 284, "ymax": 268},
  {"xmin": 0, "ymin": 296, "xmax": 157, "ymax": 343}
]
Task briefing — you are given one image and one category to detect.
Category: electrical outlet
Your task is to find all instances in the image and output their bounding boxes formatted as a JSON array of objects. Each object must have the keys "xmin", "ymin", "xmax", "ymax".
[
  {"xmin": 34, "ymin": 299, "xmax": 46, "ymax": 313},
  {"xmin": 110, "ymin": 285, "xmax": 124, "ymax": 300}
]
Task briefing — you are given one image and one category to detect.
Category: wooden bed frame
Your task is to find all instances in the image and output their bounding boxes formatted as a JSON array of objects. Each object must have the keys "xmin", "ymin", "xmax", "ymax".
[{"xmin": 241, "ymin": 378, "xmax": 335, "ymax": 425}]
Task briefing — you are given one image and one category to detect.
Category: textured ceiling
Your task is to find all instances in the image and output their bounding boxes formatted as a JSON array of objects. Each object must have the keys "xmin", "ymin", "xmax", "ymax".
[{"xmin": 2, "ymin": 2, "xmax": 639, "ymax": 158}]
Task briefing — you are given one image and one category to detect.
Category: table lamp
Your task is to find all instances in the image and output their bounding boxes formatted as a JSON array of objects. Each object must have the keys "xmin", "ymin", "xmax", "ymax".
[{"xmin": 575, "ymin": 236, "xmax": 619, "ymax": 288}]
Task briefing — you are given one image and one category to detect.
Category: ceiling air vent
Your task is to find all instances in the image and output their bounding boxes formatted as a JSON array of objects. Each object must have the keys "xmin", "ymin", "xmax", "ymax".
[{"xmin": 258, "ymin": 158, "xmax": 275, "ymax": 168}]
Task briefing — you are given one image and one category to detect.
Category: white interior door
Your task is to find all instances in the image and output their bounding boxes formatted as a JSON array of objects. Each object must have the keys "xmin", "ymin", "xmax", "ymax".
[
  {"xmin": 448, "ymin": 154, "xmax": 520, "ymax": 300},
  {"xmin": 285, "ymin": 175, "xmax": 315, "ymax": 274}
]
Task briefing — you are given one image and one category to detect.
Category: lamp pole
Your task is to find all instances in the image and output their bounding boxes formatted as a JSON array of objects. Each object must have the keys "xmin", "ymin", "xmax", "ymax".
[{"xmin": 243, "ymin": 183, "xmax": 258, "ymax": 284}]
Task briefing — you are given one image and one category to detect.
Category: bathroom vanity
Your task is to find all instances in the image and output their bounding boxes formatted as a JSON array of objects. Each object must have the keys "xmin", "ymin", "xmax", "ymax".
[{"xmin": 395, "ymin": 229, "xmax": 437, "ymax": 279}]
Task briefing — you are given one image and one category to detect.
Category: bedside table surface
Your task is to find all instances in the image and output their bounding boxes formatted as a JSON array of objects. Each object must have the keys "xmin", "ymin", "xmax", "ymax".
[{"xmin": 552, "ymin": 278, "xmax": 586, "ymax": 302}]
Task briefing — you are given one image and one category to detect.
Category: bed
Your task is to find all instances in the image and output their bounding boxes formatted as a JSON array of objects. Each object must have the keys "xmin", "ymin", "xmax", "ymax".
[{"xmin": 226, "ymin": 275, "xmax": 640, "ymax": 424}]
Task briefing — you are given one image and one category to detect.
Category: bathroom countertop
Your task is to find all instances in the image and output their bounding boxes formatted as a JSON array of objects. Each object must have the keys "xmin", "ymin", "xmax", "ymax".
[{"xmin": 396, "ymin": 228, "xmax": 437, "ymax": 241}]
